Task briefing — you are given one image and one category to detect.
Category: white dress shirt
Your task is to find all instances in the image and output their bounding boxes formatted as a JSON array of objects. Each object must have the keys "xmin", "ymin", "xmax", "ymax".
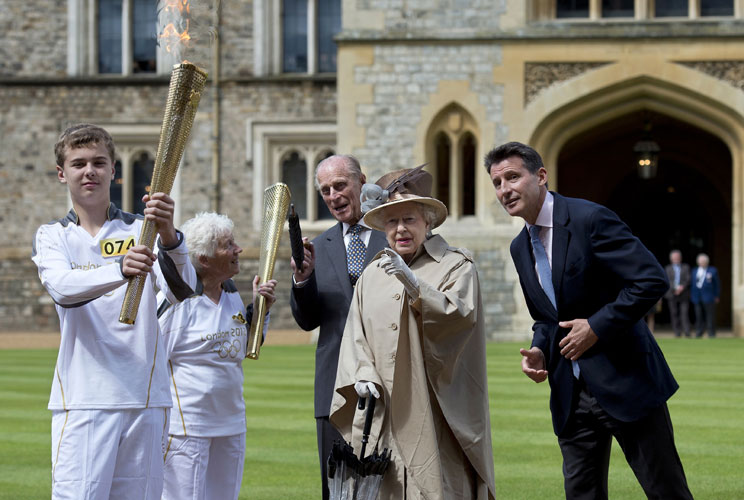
[
  {"xmin": 525, "ymin": 192, "xmax": 580, "ymax": 378},
  {"xmin": 342, "ymin": 221, "xmax": 372, "ymax": 248},
  {"xmin": 294, "ymin": 220, "xmax": 372, "ymax": 287},
  {"xmin": 526, "ymin": 191, "xmax": 555, "ymax": 285},
  {"xmin": 696, "ymin": 267, "xmax": 707, "ymax": 288}
]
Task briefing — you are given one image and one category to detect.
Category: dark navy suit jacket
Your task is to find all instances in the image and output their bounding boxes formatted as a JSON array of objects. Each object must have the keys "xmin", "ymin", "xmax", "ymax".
[
  {"xmin": 690, "ymin": 266, "xmax": 720, "ymax": 304},
  {"xmin": 290, "ymin": 222, "xmax": 387, "ymax": 418},
  {"xmin": 511, "ymin": 193, "xmax": 679, "ymax": 436}
]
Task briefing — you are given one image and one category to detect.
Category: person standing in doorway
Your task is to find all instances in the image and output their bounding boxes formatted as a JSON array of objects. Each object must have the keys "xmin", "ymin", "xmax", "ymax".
[
  {"xmin": 665, "ymin": 249, "xmax": 691, "ymax": 337},
  {"xmin": 691, "ymin": 252, "xmax": 720, "ymax": 338}
]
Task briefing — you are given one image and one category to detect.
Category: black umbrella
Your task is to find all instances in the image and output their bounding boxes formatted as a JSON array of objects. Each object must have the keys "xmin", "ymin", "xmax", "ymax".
[
  {"xmin": 328, "ymin": 396, "xmax": 391, "ymax": 500},
  {"xmin": 287, "ymin": 204, "xmax": 305, "ymax": 271}
]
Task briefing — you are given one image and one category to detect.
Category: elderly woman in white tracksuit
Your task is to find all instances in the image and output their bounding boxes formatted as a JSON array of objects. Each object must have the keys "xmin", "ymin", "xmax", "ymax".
[{"xmin": 158, "ymin": 212, "xmax": 276, "ymax": 500}]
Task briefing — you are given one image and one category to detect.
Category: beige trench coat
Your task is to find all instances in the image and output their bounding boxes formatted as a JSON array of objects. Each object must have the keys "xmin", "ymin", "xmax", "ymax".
[{"xmin": 330, "ymin": 235, "xmax": 496, "ymax": 500}]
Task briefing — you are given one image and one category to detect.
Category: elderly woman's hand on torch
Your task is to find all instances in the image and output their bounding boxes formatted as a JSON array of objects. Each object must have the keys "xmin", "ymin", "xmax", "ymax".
[{"xmin": 253, "ymin": 275, "xmax": 277, "ymax": 310}]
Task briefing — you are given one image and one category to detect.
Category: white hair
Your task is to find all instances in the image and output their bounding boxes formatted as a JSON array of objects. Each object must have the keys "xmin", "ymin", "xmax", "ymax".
[
  {"xmin": 696, "ymin": 253, "xmax": 710, "ymax": 266},
  {"xmin": 180, "ymin": 212, "xmax": 234, "ymax": 274},
  {"xmin": 314, "ymin": 154, "xmax": 363, "ymax": 191},
  {"xmin": 418, "ymin": 204, "xmax": 439, "ymax": 227}
]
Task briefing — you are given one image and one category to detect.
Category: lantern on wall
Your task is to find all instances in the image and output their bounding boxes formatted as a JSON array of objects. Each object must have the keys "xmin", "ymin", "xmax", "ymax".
[{"xmin": 634, "ymin": 121, "xmax": 660, "ymax": 179}]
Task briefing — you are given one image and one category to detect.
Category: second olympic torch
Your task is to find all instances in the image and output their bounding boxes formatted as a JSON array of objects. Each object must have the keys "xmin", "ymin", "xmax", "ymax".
[
  {"xmin": 247, "ymin": 183, "xmax": 292, "ymax": 360},
  {"xmin": 119, "ymin": 62, "xmax": 208, "ymax": 324}
]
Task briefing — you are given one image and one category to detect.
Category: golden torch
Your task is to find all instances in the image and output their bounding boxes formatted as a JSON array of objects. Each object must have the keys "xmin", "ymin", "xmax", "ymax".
[
  {"xmin": 247, "ymin": 183, "xmax": 292, "ymax": 359},
  {"xmin": 119, "ymin": 62, "xmax": 208, "ymax": 324}
]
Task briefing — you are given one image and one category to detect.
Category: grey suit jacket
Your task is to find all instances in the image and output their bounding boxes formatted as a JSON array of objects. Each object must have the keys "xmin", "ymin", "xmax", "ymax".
[
  {"xmin": 664, "ymin": 263, "xmax": 691, "ymax": 301},
  {"xmin": 290, "ymin": 222, "xmax": 388, "ymax": 418}
]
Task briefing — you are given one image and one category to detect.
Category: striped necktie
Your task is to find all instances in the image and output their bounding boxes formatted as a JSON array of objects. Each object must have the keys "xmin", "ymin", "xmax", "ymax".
[{"xmin": 347, "ymin": 224, "xmax": 366, "ymax": 285}]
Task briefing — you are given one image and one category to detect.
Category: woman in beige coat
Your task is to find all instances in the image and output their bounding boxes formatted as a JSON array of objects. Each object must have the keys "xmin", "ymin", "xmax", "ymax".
[{"xmin": 330, "ymin": 167, "xmax": 496, "ymax": 499}]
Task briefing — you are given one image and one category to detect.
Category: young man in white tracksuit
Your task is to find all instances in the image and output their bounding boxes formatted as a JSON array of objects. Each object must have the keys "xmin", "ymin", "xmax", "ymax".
[{"xmin": 31, "ymin": 124, "xmax": 196, "ymax": 499}]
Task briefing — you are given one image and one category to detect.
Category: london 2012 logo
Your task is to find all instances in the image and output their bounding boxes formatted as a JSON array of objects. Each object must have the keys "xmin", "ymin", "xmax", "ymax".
[{"xmin": 212, "ymin": 339, "xmax": 242, "ymax": 358}]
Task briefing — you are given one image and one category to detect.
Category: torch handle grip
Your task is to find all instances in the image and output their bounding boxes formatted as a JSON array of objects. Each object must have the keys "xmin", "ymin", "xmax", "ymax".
[
  {"xmin": 246, "ymin": 294, "xmax": 267, "ymax": 359},
  {"xmin": 119, "ymin": 220, "xmax": 158, "ymax": 324}
]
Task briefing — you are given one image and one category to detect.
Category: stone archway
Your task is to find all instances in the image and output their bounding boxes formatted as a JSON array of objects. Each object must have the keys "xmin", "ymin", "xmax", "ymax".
[
  {"xmin": 557, "ymin": 110, "xmax": 733, "ymax": 328},
  {"xmin": 528, "ymin": 75, "xmax": 744, "ymax": 336}
]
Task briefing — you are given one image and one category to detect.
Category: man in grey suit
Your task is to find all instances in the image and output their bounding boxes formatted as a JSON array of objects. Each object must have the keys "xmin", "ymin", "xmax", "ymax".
[
  {"xmin": 290, "ymin": 155, "xmax": 387, "ymax": 500},
  {"xmin": 665, "ymin": 249, "xmax": 691, "ymax": 337}
]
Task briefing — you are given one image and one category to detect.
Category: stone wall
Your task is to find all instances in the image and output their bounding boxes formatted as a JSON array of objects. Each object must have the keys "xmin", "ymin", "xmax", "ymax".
[
  {"xmin": 469, "ymin": 244, "xmax": 516, "ymax": 336},
  {"xmin": 221, "ymin": 0, "xmax": 255, "ymax": 77},
  {"xmin": 0, "ymin": 1, "xmax": 67, "ymax": 77},
  {"xmin": 0, "ymin": 77, "xmax": 336, "ymax": 333},
  {"xmin": 354, "ymin": 0, "xmax": 508, "ymax": 32},
  {"xmin": 350, "ymin": 43, "xmax": 504, "ymax": 178},
  {"xmin": 0, "ymin": 83, "xmax": 174, "ymax": 247}
]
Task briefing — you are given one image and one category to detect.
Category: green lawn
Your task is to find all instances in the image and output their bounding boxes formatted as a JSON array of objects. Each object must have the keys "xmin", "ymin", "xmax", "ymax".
[{"xmin": 1, "ymin": 339, "xmax": 742, "ymax": 499}]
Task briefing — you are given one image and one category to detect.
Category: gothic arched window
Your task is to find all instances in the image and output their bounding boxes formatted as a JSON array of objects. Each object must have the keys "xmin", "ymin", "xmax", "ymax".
[
  {"xmin": 460, "ymin": 132, "xmax": 477, "ymax": 216},
  {"xmin": 282, "ymin": 151, "xmax": 309, "ymax": 218},
  {"xmin": 110, "ymin": 158, "xmax": 123, "ymax": 208},
  {"xmin": 314, "ymin": 150, "xmax": 335, "ymax": 220},
  {"xmin": 426, "ymin": 105, "xmax": 480, "ymax": 220},
  {"xmin": 132, "ymin": 151, "xmax": 155, "ymax": 215},
  {"xmin": 435, "ymin": 132, "xmax": 451, "ymax": 211}
]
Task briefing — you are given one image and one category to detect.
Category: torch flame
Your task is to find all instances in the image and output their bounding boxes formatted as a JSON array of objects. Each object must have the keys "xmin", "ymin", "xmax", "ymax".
[
  {"xmin": 159, "ymin": 20, "xmax": 191, "ymax": 53},
  {"xmin": 163, "ymin": 0, "xmax": 190, "ymax": 14},
  {"xmin": 158, "ymin": 0, "xmax": 192, "ymax": 56}
]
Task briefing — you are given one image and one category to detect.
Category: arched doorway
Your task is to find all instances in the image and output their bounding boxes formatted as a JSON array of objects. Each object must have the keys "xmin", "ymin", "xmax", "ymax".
[{"xmin": 557, "ymin": 110, "xmax": 732, "ymax": 328}]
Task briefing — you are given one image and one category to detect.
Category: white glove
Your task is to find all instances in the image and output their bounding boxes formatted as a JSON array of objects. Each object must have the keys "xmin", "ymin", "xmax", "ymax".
[
  {"xmin": 354, "ymin": 380, "xmax": 380, "ymax": 399},
  {"xmin": 379, "ymin": 248, "xmax": 419, "ymax": 300}
]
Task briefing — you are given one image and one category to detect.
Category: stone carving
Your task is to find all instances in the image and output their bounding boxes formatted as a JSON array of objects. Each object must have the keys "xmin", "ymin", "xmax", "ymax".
[
  {"xmin": 676, "ymin": 60, "xmax": 744, "ymax": 91},
  {"xmin": 524, "ymin": 62, "xmax": 611, "ymax": 105}
]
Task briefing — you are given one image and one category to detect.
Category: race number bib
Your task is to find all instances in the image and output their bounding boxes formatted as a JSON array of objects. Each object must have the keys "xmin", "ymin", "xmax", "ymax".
[{"xmin": 100, "ymin": 236, "xmax": 136, "ymax": 258}]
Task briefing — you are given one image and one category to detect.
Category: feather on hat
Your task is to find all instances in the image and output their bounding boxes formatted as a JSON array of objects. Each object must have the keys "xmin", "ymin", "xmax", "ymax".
[{"xmin": 361, "ymin": 164, "xmax": 448, "ymax": 231}]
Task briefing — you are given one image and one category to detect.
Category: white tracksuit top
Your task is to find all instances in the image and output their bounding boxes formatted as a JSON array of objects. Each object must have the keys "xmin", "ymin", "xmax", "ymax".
[
  {"xmin": 158, "ymin": 280, "xmax": 261, "ymax": 437},
  {"xmin": 31, "ymin": 204, "xmax": 196, "ymax": 410}
]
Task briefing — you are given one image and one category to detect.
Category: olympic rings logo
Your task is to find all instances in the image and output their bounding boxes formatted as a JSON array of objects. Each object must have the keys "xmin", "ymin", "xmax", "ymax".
[{"xmin": 212, "ymin": 339, "xmax": 242, "ymax": 358}]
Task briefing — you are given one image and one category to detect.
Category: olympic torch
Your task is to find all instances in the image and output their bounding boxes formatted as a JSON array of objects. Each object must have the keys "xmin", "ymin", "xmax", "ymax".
[
  {"xmin": 119, "ymin": 62, "xmax": 208, "ymax": 324},
  {"xmin": 247, "ymin": 183, "xmax": 292, "ymax": 359}
]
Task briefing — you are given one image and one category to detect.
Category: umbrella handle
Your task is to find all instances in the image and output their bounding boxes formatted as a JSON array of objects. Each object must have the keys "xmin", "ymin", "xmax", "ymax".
[{"xmin": 359, "ymin": 395, "xmax": 376, "ymax": 458}]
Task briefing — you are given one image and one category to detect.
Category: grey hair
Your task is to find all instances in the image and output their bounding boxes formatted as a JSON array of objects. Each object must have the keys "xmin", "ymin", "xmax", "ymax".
[
  {"xmin": 180, "ymin": 212, "xmax": 234, "ymax": 274},
  {"xmin": 418, "ymin": 204, "xmax": 439, "ymax": 228},
  {"xmin": 696, "ymin": 253, "xmax": 710, "ymax": 265},
  {"xmin": 314, "ymin": 154, "xmax": 364, "ymax": 191}
]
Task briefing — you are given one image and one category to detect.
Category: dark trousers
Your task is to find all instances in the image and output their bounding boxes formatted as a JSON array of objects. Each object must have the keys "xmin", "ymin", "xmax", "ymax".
[
  {"xmin": 317, "ymin": 416, "xmax": 344, "ymax": 500},
  {"xmin": 694, "ymin": 302, "xmax": 716, "ymax": 337},
  {"xmin": 667, "ymin": 298, "xmax": 691, "ymax": 337},
  {"xmin": 558, "ymin": 381, "xmax": 693, "ymax": 500}
]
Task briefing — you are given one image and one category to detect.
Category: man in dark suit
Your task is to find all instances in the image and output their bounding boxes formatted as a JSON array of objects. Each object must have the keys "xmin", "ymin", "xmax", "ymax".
[
  {"xmin": 691, "ymin": 252, "xmax": 720, "ymax": 338},
  {"xmin": 665, "ymin": 249, "xmax": 692, "ymax": 337},
  {"xmin": 290, "ymin": 155, "xmax": 387, "ymax": 500},
  {"xmin": 485, "ymin": 142, "xmax": 693, "ymax": 500}
]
